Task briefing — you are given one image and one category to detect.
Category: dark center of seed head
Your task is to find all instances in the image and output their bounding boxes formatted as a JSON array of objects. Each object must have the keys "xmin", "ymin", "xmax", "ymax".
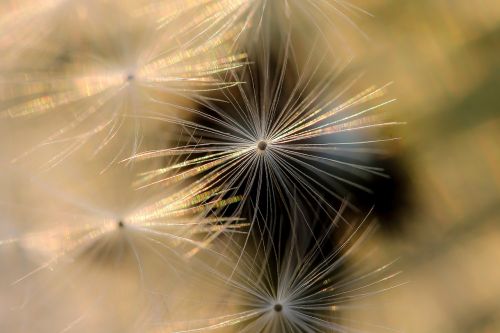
[
  {"xmin": 273, "ymin": 303, "xmax": 283, "ymax": 312},
  {"xmin": 126, "ymin": 73, "xmax": 135, "ymax": 82},
  {"xmin": 257, "ymin": 140, "xmax": 268, "ymax": 151},
  {"xmin": 117, "ymin": 220, "xmax": 125, "ymax": 228}
]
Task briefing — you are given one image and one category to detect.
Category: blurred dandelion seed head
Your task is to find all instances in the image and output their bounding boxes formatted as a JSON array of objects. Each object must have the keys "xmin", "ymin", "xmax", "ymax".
[{"xmin": 0, "ymin": 0, "xmax": 248, "ymax": 166}]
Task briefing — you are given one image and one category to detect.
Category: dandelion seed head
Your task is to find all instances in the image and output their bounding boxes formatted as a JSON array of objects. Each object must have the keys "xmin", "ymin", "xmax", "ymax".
[
  {"xmin": 0, "ymin": 172, "xmax": 243, "ymax": 285},
  {"xmin": 173, "ymin": 211, "xmax": 402, "ymax": 332},
  {"xmin": 1, "ymin": 1, "xmax": 247, "ymax": 166},
  {"xmin": 131, "ymin": 40, "xmax": 399, "ymax": 229}
]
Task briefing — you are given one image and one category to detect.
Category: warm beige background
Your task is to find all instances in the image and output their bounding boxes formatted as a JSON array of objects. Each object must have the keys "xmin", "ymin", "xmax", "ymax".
[{"xmin": 343, "ymin": 1, "xmax": 500, "ymax": 332}]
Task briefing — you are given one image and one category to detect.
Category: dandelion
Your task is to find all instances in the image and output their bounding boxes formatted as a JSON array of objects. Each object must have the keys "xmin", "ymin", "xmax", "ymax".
[
  {"xmin": 129, "ymin": 37, "xmax": 400, "ymax": 228},
  {"xmin": 162, "ymin": 207, "xmax": 402, "ymax": 333},
  {"xmin": 0, "ymin": 175, "xmax": 243, "ymax": 286},
  {"xmin": 0, "ymin": 1, "xmax": 246, "ymax": 168},
  {"xmin": 0, "ymin": 158, "xmax": 245, "ymax": 332}
]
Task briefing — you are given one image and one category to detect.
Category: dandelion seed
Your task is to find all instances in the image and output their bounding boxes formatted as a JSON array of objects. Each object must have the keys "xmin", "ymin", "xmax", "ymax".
[
  {"xmin": 130, "ymin": 37, "xmax": 401, "ymax": 230},
  {"xmin": 0, "ymin": 1, "xmax": 247, "ymax": 167},
  {"xmin": 0, "ymin": 178, "xmax": 243, "ymax": 285},
  {"xmin": 0, "ymin": 161, "xmax": 249, "ymax": 331},
  {"xmin": 165, "ymin": 208, "xmax": 403, "ymax": 333}
]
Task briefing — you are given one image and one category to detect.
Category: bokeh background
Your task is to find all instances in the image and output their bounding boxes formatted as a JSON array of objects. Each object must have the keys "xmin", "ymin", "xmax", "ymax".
[{"xmin": 343, "ymin": 1, "xmax": 500, "ymax": 332}]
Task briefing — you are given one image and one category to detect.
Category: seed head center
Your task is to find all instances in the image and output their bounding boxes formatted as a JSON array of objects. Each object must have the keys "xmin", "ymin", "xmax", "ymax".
[
  {"xmin": 126, "ymin": 73, "xmax": 135, "ymax": 82},
  {"xmin": 257, "ymin": 140, "xmax": 268, "ymax": 151},
  {"xmin": 117, "ymin": 220, "xmax": 125, "ymax": 228},
  {"xmin": 273, "ymin": 303, "xmax": 283, "ymax": 312}
]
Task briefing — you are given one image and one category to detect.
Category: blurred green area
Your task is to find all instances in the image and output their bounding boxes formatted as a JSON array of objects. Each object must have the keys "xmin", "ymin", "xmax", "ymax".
[{"xmin": 348, "ymin": 1, "xmax": 500, "ymax": 332}]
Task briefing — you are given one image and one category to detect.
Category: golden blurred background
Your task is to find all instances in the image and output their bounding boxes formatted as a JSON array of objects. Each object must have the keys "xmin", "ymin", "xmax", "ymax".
[{"xmin": 344, "ymin": 1, "xmax": 500, "ymax": 332}]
